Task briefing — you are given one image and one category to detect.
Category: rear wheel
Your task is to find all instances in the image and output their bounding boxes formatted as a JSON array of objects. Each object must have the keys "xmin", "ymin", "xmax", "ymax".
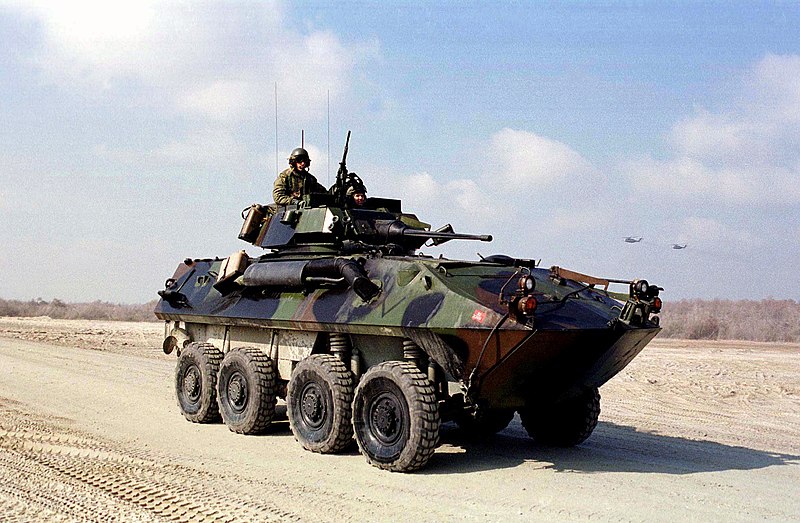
[
  {"xmin": 217, "ymin": 347, "xmax": 277, "ymax": 434},
  {"xmin": 519, "ymin": 387, "xmax": 600, "ymax": 446},
  {"xmin": 175, "ymin": 342, "xmax": 223, "ymax": 423},
  {"xmin": 287, "ymin": 354, "xmax": 354, "ymax": 453},
  {"xmin": 352, "ymin": 361, "xmax": 440, "ymax": 472}
]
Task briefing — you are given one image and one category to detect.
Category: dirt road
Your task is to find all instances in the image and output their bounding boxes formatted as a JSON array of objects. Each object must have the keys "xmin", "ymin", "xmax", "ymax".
[{"xmin": 1, "ymin": 317, "xmax": 798, "ymax": 522}]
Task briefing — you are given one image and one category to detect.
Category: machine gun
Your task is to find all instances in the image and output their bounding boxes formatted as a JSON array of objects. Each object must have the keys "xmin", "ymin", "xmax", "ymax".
[{"xmin": 332, "ymin": 130, "xmax": 352, "ymax": 206}]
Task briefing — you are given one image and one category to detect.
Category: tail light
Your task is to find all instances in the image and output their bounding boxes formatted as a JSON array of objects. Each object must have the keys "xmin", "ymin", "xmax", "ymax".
[
  {"xmin": 652, "ymin": 296, "xmax": 662, "ymax": 313},
  {"xmin": 516, "ymin": 296, "xmax": 538, "ymax": 316}
]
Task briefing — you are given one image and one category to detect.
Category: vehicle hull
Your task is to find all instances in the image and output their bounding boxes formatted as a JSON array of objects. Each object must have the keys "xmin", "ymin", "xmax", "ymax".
[{"xmin": 155, "ymin": 256, "xmax": 660, "ymax": 408}]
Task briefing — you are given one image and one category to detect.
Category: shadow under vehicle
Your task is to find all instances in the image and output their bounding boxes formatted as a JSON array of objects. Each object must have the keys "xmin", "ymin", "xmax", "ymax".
[{"xmin": 155, "ymin": 139, "xmax": 662, "ymax": 472}]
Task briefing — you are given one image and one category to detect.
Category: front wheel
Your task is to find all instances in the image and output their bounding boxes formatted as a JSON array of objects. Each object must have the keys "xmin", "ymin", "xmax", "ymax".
[
  {"xmin": 287, "ymin": 354, "xmax": 354, "ymax": 453},
  {"xmin": 519, "ymin": 387, "xmax": 601, "ymax": 446},
  {"xmin": 352, "ymin": 361, "xmax": 440, "ymax": 472}
]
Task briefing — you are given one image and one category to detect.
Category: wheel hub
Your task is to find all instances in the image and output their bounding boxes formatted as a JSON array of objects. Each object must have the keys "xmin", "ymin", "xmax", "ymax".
[
  {"xmin": 301, "ymin": 384, "xmax": 324, "ymax": 427},
  {"xmin": 227, "ymin": 372, "xmax": 248, "ymax": 410},
  {"xmin": 183, "ymin": 367, "xmax": 200, "ymax": 401},
  {"xmin": 371, "ymin": 397, "xmax": 399, "ymax": 441}
]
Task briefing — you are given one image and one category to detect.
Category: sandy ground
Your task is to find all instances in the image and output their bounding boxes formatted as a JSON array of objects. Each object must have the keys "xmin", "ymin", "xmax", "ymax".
[{"xmin": 0, "ymin": 316, "xmax": 798, "ymax": 522}]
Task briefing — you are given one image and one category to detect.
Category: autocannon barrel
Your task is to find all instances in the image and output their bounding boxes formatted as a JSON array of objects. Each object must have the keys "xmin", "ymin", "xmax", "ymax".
[
  {"xmin": 375, "ymin": 219, "xmax": 492, "ymax": 246},
  {"xmin": 401, "ymin": 229, "xmax": 493, "ymax": 242}
]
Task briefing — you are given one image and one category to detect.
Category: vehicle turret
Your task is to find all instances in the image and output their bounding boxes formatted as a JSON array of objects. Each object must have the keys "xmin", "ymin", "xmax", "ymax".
[{"xmin": 238, "ymin": 193, "xmax": 492, "ymax": 256}]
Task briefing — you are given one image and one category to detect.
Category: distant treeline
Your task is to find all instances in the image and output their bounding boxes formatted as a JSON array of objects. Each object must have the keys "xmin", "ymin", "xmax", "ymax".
[
  {"xmin": 1, "ymin": 297, "xmax": 799, "ymax": 343},
  {"xmin": 658, "ymin": 298, "xmax": 800, "ymax": 343},
  {"xmin": 0, "ymin": 298, "xmax": 159, "ymax": 322}
]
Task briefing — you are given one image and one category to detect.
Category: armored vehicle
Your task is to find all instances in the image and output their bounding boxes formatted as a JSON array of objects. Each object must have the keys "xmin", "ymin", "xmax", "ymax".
[{"xmin": 155, "ymin": 137, "xmax": 662, "ymax": 472}]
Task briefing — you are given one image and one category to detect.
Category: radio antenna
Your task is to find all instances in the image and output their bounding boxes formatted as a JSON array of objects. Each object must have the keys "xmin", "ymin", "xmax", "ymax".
[
  {"xmin": 301, "ymin": 129, "xmax": 304, "ymax": 148},
  {"xmin": 274, "ymin": 82, "xmax": 278, "ymax": 175},
  {"xmin": 327, "ymin": 89, "xmax": 330, "ymax": 185}
]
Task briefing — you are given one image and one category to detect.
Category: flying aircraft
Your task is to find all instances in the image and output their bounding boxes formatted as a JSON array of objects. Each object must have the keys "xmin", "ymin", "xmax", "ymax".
[
  {"xmin": 624, "ymin": 236, "xmax": 643, "ymax": 243},
  {"xmin": 672, "ymin": 244, "xmax": 687, "ymax": 249}
]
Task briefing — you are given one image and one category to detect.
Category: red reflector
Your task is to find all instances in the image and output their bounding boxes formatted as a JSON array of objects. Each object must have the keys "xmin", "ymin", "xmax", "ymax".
[
  {"xmin": 526, "ymin": 297, "xmax": 537, "ymax": 312},
  {"xmin": 653, "ymin": 297, "xmax": 662, "ymax": 312},
  {"xmin": 517, "ymin": 296, "xmax": 537, "ymax": 315}
]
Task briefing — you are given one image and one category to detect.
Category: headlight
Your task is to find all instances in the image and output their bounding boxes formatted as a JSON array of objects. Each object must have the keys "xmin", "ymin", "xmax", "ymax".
[
  {"xmin": 632, "ymin": 279, "xmax": 649, "ymax": 298},
  {"xmin": 518, "ymin": 275, "xmax": 535, "ymax": 295}
]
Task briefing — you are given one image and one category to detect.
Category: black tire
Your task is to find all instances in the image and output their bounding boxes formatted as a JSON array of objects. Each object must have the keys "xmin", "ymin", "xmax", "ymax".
[
  {"xmin": 519, "ymin": 387, "xmax": 601, "ymax": 446},
  {"xmin": 176, "ymin": 342, "xmax": 223, "ymax": 423},
  {"xmin": 454, "ymin": 407, "xmax": 515, "ymax": 439},
  {"xmin": 352, "ymin": 361, "xmax": 440, "ymax": 472},
  {"xmin": 287, "ymin": 354, "xmax": 354, "ymax": 453},
  {"xmin": 217, "ymin": 347, "xmax": 277, "ymax": 434}
]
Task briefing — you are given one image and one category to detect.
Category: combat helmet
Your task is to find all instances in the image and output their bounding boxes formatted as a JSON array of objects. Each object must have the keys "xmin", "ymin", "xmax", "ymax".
[
  {"xmin": 343, "ymin": 172, "xmax": 366, "ymax": 196},
  {"xmin": 289, "ymin": 147, "xmax": 310, "ymax": 166}
]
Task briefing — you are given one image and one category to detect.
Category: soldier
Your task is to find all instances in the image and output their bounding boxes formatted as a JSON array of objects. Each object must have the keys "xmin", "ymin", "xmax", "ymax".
[
  {"xmin": 347, "ymin": 184, "xmax": 367, "ymax": 208},
  {"xmin": 273, "ymin": 147, "xmax": 327, "ymax": 205},
  {"xmin": 337, "ymin": 172, "xmax": 368, "ymax": 208}
]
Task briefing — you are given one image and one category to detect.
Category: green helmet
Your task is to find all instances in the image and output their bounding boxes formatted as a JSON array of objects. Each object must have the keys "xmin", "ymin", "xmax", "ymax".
[
  {"xmin": 343, "ymin": 173, "xmax": 366, "ymax": 196},
  {"xmin": 289, "ymin": 147, "xmax": 310, "ymax": 165},
  {"xmin": 346, "ymin": 185, "xmax": 366, "ymax": 197}
]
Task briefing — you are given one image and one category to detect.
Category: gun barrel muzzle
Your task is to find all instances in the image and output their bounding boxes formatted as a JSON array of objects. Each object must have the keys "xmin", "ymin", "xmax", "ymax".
[{"xmin": 402, "ymin": 230, "xmax": 493, "ymax": 242}]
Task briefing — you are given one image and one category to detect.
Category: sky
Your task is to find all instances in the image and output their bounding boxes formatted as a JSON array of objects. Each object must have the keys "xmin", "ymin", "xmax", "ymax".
[{"xmin": 1, "ymin": 1, "xmax": 799, "ymax": 304}]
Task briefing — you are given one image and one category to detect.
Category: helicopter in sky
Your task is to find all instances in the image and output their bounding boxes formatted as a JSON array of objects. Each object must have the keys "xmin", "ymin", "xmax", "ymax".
[
  {"xmin": 624, "ymin": 236, "xmax": 643, "ymax": 243},
  {"xmin": 672, "ymin": 244, "xmax": 687, "ymax": 249}
]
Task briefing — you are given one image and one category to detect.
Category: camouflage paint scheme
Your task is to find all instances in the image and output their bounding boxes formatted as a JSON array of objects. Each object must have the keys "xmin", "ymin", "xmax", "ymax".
[{"xmin": 155, "ymin": 232, "xmax": 660, "ymax": 409}]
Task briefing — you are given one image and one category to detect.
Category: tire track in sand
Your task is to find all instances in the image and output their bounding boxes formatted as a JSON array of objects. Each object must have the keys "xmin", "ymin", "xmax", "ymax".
[{"xmin": 0, "ymin": 401, "xmax": 299, "ymax": 522}]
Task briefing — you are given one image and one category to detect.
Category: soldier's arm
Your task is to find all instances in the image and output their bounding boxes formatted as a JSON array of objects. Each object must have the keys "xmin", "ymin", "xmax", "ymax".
[{"xmin": 273, "ymin": 173, "xmax": 296, "ymax": 205}]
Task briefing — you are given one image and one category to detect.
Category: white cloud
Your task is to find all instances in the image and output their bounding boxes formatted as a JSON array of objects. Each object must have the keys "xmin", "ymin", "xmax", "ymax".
[
  {"xmin": 551, "ymin": 207, "xmax": 611, "ymax": 232},
  {"xmin": 670, "ymin": 111, "xmax": 755, "ymax": 162},
  {"xmin": 372, "ymin": 128, "xmax": 603, "ymax": 242},
  {"xmin": 16, "ymin": 0, "xmax": 161, "ymax": 86},
  {"xmin": 14, "ymin": 1, "xmax": 377, "ymax": 123},
  {"xmin": 152, "ymin": 129, "xmax": 248, "ymax": 170},
  {"xmin": 628, "ymin": 54, "xmax": 800, "ymax": 205},
  {"xmin": 487, "ymin": 128, "xmax": 593, "ymax": 186},
  {"xmin": 626, "ymin": 153, "xmax": 800, "ymax": 204},
  {"xmin": 747, "ymin": 54, "xmax": 800, "ymax": 125},
  {"xmin": 382, "ymin": 171, "xmax": 494, "ymax": 220},
  {"xmin": 182, "ymin": 81, "xmax": 260, "ymax": 121},
  {"xmin": 448, "ymin": 179, "xmax": 488, "ymax": 208},
  {"xmin": 399, "ymin": 172, "xmax": 441, "ymax": 207}
]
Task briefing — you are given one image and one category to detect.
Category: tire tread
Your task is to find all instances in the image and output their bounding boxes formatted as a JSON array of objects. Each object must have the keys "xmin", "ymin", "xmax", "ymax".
[
  {"xmin": 288, "ymin": 354, "xmax": 354, "ymax": 454},
  {"xmin": 218, "ymin": 347, "xmax": 277, "ymax": 434},
  {"xmin": 353, "ymin": 361, "xmax": 440, "ymax": 472},
  {"xmin": 176, "ymin": 342, "xmax": 223, "ymax": 423}
]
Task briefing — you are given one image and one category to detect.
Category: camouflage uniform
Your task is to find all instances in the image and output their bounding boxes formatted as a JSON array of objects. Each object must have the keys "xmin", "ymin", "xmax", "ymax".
[{"xmin": 272, "ymin": 167, "xmax": 327, "ymax": 205}]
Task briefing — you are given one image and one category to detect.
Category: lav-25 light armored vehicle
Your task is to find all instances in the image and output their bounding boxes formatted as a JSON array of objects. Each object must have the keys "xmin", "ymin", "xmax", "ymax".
[{"xmin": 155, "ymin": 135, "xmax": 663, "ymax": 472}]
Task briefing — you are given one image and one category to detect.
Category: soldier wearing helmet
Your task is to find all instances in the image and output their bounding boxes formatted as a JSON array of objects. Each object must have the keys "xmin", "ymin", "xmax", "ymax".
[
  {"xmin": 346, "ymin": 180, "xmax": 367, "ymax": 208},
  {"xmin": 336, "ymin": 172, "xmax": 368, "ymax": 208},
  {"xmin": 273, "ymin": 147, "xmax": 327, "ymax": 205}
]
